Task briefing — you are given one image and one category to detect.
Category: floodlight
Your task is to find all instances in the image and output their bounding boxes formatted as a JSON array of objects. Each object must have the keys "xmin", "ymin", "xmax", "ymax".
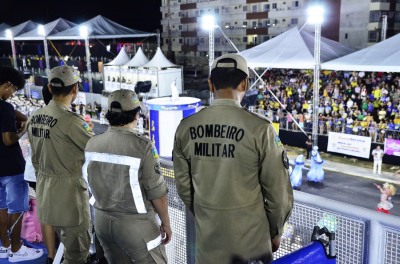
[
  {"xmin": 307, "ymin": 6, "xmax": 324, "ymax": 24},
  {"xmin": 79, "ymin": 26, "xmax": 88, "ymax": 37},
  {"xmin": 38, "ymin": 25, "xmax": 45, "ymax": 36},
  {"xmin": 201, "ymin": 15, "xmax": 215, "ymax": 31},
  {"xmin": 5, "ymin": 29, "xmax": 12, "ymax": 39}
]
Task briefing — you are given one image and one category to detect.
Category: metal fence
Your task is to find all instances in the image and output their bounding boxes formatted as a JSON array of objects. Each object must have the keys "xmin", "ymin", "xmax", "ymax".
[{"xmin": 160, "ymin": 159, "xmax": 400, "ymax": 264}]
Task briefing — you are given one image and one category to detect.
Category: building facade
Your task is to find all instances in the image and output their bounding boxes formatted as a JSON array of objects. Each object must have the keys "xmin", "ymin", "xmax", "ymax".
[{"xmin": 160, "ymin": 0, "xmax": 400, "ymax": 71}]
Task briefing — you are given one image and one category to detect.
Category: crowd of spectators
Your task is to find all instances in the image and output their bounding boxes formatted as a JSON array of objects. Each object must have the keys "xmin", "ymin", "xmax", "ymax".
[{"xmin": 245, "ymin": 69, "xmax": 400, "ymax": 143}]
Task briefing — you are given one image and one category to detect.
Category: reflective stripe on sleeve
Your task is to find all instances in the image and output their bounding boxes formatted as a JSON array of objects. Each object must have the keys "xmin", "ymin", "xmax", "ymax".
[
  {"xmin": 82, "ymin": 152, "xmax": 146, "ymax": 213},
  {"xmin": 146, "ymin": 234, "xmax": 162, "ymax": 251}
]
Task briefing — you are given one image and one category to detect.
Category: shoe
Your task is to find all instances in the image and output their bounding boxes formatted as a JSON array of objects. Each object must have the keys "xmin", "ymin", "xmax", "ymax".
[
  {"xmin": 0, "ymin": 245, "xmax": 10, "ymax": 258},
  {"xmin": 8, "ymin": 245, "xmax": 43, "ymax": 262}
]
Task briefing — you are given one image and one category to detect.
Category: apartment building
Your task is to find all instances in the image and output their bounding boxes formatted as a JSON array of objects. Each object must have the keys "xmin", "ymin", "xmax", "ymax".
[{"xmin": 160, "ymin": 0, "xmax": 400, "ymax": 70}]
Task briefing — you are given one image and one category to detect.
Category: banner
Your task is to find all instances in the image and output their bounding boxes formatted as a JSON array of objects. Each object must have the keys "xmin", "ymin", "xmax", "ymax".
[
  {"xmin": 327, "ymin": 132, "xmax": 371, "ymax": 159},
  {"xmin": 384, "ymin": 138, "xmax": 400, "ymax": 156}
]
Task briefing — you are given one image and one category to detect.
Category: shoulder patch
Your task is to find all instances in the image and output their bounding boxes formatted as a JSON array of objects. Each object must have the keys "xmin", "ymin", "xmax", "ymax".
[
  {"xmin": 82, "ymin": 122, "xmax": 92, "ymax": 132},
  {"xmin": 275, "ymin": 136, "xmax": 283, "ymax": 147},
  {"xmin": 151, "ymin": 148, "xmax": 159, "ymax": 159}
]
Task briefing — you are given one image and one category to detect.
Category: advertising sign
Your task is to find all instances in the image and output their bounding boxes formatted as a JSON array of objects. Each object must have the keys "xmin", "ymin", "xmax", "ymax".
[{"xmin": 327, "ymin": 132, "xmax": 371, "ymax": 159}]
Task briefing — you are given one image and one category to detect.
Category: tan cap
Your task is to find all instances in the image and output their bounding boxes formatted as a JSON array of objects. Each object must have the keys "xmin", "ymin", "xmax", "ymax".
[
  {"xmin": 49, "ymin": 66, "xmax": 82, "ymax": 87},
  {"xmin": 211, "ymin": 54, "xmax": 249, "ymax": 76},
  {"xmin": 108, "ymin": 89, "xmax": 141, "ymax": 112}
]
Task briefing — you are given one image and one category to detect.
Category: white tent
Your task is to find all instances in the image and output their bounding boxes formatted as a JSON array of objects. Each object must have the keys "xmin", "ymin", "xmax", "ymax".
[
  {"xmin": 14, "ymin": 18, "xmax": 76, "ymax": 73},
  {"xmin": 47, "ymin": 15, "xmax": 156, "ymax": 40},
  {"xmin": 104, "ymin": 46, "xmax": 132, "ymax": 91},
  {"xmin": 115, "ymin": 47, "xmax": 150, "ymax": 90},
  {"xmin": 104, "ymin": 47, "xmax": 183, "ymax": 98},
  {"xmin": 139, "ymin": 47, "xmax": 182, "ymax": 97},
  {"xmin": 125, "ymin": 47, "xmax": 149, "ymax": 67},
  {"xmin": 240, "ymin": 26, "xmax": 357, "ymax": 69},
  {"xmin": 105, "ymin": 46, "xmax": 130, "ymax": 66},
  {"xmin": 322, "ymin": 33, "xmax": 400, "ymax": 72}
]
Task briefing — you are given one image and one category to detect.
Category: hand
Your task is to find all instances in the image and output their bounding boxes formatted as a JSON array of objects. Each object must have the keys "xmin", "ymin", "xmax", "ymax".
[
  {"xmin": 160, "ymin": 223, "xmax": 172, "ymax": 245},
  {"xmin": 271, "ymin": 236, "xmax": 281, "ymax": 252},
  {"xmin": 17, "ymin": 121, "xmax": 27, "ymax": 134}
]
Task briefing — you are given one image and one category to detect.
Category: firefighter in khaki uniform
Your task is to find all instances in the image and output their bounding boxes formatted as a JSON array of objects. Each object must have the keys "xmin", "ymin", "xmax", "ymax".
[
  {"xmin": 173, "ymin": 54, "xmax": 293, "ymax": 264},
  {"xmin": 28, "ymin": 66, "xmax": 94, "ymax": 264},
  {"xmin": 83, "ymin": 89, "xmax": 171, "ymax": 264}
]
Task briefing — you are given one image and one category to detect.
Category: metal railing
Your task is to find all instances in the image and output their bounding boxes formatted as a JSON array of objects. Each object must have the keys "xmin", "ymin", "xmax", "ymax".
[{"xmin": 160, "ymin": 159, "xmax": 400, "ymax": 264}]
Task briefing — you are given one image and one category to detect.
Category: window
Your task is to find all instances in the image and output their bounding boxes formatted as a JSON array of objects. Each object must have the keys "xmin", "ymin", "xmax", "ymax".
[
  {"xmin": 215, "ymin": 8, "xmax": 219, "ymax": 14},
  {"xmin": 395, "ymin": 12, "xmax": 400, "ymax": 22},
  {"xmin": 243, "ymin": 21, "xmax": 248, "ymax": 27},
  {"xmin": 179, "ymin": 25, "xmax": 182, "ymax": 30},
  {"xmin": 264, "ymin": 4, "xmax": 270, "ymax": 11},
  {"xmin": 215, "ymin": 38, "xmax": 220, "ymax": 43},
  {"xmin": 200, "ymin": 38, "xmax": 204, "ymax": 44},
  {"xmin": 195, "ymin": 38, "xmax": 199, "ymax": 44},
  {"xmin": 252, "ymin": 5, "xmax": 257, "ymax": 12},
  {"xmin": 200, "ymin": 51, "xmax": 207, "ymax": 56},
  {"xmin": 243, "ymin": 6, "xmax": 247, "ymax": 12},
  {"xmin": 199, "ymin": 10, "xmax": 204, "ymax": 16},
  {"xmin": 272, "ymin": 3, "xmax": 277, "ymax": 9},
  {"xmin": 345, "ymin": 33, "xmax": 348, "ymax": 39},
  {"xmin": 291, "ymin": 18, "xmax": 298, "ymax": 24},
  {"xmin": 263, "ymin": 36, "xmax": 269, "ymax": 41},
  {"xmin": 224, "ymin": 7, "xmax": 230, "ymax": 14},
  {"xmin": 243, "ymin": 37, "xmax": 248, "ymax": 42},
  {"xmin": 215, "ymin": 51, "xmax": 222, "ymax": 57},
  {"xmin": 368, "ymin": 31, "xmax": 378, "ymax": 42},
  {"xmin": 369, "ymin": 11, "xmax": 381, "ymax": 22},
  {"xmin": 282, "ymin": 19, "xmax": 286, "ymax": 22},
  {"xmin": 179, "ymin": 39, "xmax": 182, "ymax": 44},
  {"xmin": 252, "ymin": 21, "xmax": 257, "ymax": 28},
  {"xmin": 292, "ymin": 1, "xmax": 299, "ymax": 7}
]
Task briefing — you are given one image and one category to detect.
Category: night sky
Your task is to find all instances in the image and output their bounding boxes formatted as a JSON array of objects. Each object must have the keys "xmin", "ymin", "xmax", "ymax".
[{"xmin": 0, "ymin": 0, "xmax": 162, "ymax": 32}]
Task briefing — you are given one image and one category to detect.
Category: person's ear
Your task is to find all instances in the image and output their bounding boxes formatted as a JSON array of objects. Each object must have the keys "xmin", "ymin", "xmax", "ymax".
[{"xmin": 238, "ymin": 78, "xmax": 249, "ymax": 93}]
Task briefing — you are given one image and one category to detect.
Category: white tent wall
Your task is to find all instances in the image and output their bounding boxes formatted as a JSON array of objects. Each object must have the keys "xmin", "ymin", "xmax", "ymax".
[{"xmin": 137, "ymin": 68, "xmax": 182, "ymax": 98}]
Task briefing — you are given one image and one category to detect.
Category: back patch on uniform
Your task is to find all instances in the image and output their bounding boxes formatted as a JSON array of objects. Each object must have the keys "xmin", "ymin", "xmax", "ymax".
[
  {"xmin": 282, "ymin": 150, "xmax": 289, "ymax": 169},
  {"xmin": 275, "ymin": 136, "xmax": 283, "ymax": 147},
  {"xmin": 83, "ymin": 122, "xmax": 92, "ymax": 132},
  {"xmin": 151, "ymin": 148, "xmax": 159, "ymax": 159}
]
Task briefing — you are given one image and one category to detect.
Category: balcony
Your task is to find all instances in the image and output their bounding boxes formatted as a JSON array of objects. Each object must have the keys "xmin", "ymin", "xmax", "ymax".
[
  {"xmin": 181, "ymin": 3, "xmax": 196, "ymax": 10},
  {"xmin": 247, "ymin": 11, "xmax": 269, "ymax": 20},
  {"xmin": 246, "ymin": 0, "xmax": 266, "ymax": 3},
  {"xmin": 181, "ymin": 17, "xmax": 198, "ymax": 24},
  {"xmin": 181, "ymin": 31, "xmax": 198, "ymax": 38},
  {"xmin": 246, "ymin": 28, "xmax": 268, "ymax": 35},
  {"xmin": 182, "ymin": 45, "xmax": 198, "ymax": 52}
]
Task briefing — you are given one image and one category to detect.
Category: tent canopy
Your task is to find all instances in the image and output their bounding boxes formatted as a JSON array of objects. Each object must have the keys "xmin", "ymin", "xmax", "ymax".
[
  {"xmin": 240, "ymin": 26, "xmax": 357, "ymax": 69},
  {"xmin": 105, "ymin": 46, "xmax": 131, "ymax": 66},
  {"xmin": 124, "ymin": 47, "xmax": 149, "ymax": 67},
  {"xmin": 322, "ymin": 33, "xmax": 400, "ymax": 72},
  {"xmin": 0, "ymin": 20, "xmax": 38, "ymax": 40},
  {"xmin": 14, "ymin": 18, "xmax": 76, "ymax": 40},
  {"xmin": 47, "ymin": 15, "xmax": 156, "ymax": 40},
  {"xmin": 0, "ymin": 23, "xmax": 10, "ymax": 32},
  {"xmin": 142, "ymin": 47, "xmax": 178, "ymax": 68}
]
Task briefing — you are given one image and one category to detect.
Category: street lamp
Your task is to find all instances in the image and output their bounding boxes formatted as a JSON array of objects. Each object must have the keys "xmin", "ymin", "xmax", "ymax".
[
  {"xmin": 80, "ymin": 25, "xmax": 93, "ymax": 93},
  {"xmin": 202, "ymin": 15, "xmax": 216, "ymax": 103},
  {"xmin": 5, "ymin": 29, "xmax": 17, "ymax": 70},
  {"xmin": 307, "ymin": 5, "xmax": 324, "ymax": 147},
  {"xmin": 38, "ymin": 25, "xmax": 51, "ymax": 76}
]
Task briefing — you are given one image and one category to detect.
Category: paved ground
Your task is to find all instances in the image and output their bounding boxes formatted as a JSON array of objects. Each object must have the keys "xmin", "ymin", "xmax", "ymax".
[{"xmin": 92, "ymin": 121, "xmax": 400, "ymax": 216}]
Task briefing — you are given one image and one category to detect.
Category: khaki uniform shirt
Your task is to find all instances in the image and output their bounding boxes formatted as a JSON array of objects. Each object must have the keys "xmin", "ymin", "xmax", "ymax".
[
  {"xmin": 83, "ymin": 127, "xmax": 168, "ymax": 215},
  {"xmin": 28, "ymin": 100, "xmax": 94, "ymax": 226},
  {"xmin": 173, "ymin": 99, "xmax": 293, "ymax": 264}
]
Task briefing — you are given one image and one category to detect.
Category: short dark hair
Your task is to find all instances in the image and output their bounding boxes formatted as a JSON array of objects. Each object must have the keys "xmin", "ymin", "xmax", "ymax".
[
  {"xmin": 209, "ymin": 64, "xmax": 247, "ymax": 90},
  {"xmin": 0, "ymin": 66, "xmax": 25, "ymax": 90},
  {"xmin": 105, "ymin": 106, "xmax": 141, "ymax": 126},
  {"xmin": 49, "ymin": 78, "xmax": 75, "ymax": 96}
]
